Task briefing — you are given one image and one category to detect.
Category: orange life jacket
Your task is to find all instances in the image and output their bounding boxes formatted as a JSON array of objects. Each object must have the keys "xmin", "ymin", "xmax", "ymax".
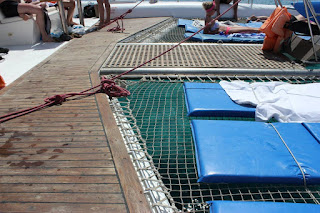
[{"xmin": 260, "ymin": 7, "xmax": 293, "ymax": 53}]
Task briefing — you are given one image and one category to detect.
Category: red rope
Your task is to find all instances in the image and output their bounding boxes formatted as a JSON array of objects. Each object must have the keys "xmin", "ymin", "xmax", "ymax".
[
  {"xmin": 111, "ymin": 0, "xmax": 241, "ymax": 80},
  {"xmin": 105, "ymin": 0, "xmax": 145, "ymax": 32},
  {"xmin": 0, "ymin": 77, "xmax": 130, "ymax": 123},
  {"xmin": 0, "ymin": 0, "xmax": 240, "ymax": 123}
]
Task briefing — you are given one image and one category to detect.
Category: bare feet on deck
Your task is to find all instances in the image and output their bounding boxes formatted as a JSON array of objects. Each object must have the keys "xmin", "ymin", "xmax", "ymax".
[
  {"xmin": 95, "ymin": 23, "xmax": 104, "ymax": 29},
  {"xmin": 104, "ymin": 19, "xmax": 110, "ymax": 25},
  {"xmin": 21, "ymin": 14, "xmax": 32, "ymax": 21},
  {"xmin": 42, "ymin": 36, "xmax": 54, "ymax": 42},
  {"xmin": 68, "ymin": 21, "xmax": 79, "ymax": 26}
]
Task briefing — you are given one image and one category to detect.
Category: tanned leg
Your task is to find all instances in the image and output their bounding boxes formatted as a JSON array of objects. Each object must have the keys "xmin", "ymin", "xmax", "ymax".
[
  {"xmin": 227, "ymin": 26, "xmax": 260, "ymax": 34},
  {"xmin": 18, "ymin": 3, "xmax": 53, "ymax": 42},
  {"xmin": 232, "ymin": 0, "xmax": 238, "ymax": 20},
  {"xmin": 97, "ymin": 0, "xmax": 104, "ymax": 27},
  {"xmin": 104, "ymin": 0, "xmax": 110, "ymax": 23},
  {"xmin": 64, "ymin": 0, "xmax": 77, "ymax": 26},
  {"xmin": 214, "ymin": 0, "xmax": 220, "ymax": 16}
]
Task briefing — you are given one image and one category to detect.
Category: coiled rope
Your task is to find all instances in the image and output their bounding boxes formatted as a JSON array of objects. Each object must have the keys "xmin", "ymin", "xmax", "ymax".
[
  {"xmin": 0, "ymin": 0, "xmax": 241, "ymax": 123},
  {"xmin": 105, "ymin": 0, "xmax": 145, "ymax": 32}
]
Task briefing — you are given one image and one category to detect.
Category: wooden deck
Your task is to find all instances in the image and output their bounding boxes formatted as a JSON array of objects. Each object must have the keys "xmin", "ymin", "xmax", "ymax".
[{"xmin": 0, "ymin": 17, "xmax": 168, "ymax": 213}]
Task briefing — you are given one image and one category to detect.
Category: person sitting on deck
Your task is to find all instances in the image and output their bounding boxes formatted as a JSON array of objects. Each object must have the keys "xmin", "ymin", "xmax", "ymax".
[
  {"xmin": 202, "ymin": 2, "xmax": 261, "ymax": 35},
  {"xmin": 26, "ymin": 0, "xmax": 78, "ymax": 26},
  {"xmin": 0, "ymin": 0, "xmax": 53, "ymax": 42}
]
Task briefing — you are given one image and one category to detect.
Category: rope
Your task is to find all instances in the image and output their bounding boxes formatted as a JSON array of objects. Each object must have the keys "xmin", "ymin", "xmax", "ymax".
[
  {"xmin": 104, "ymin": 0, "xmax": 145, "ymax": 32},
  {"xmin": 0, "ymin": 77, "xmax": 130, "ymax": 123},
  {"xmin": 0, "ymin": 0, "xmax": 240, "ymax": 123},
  {"xmin": 111, "ymin": 0, "xmax": 241, "ymax": 80},
  {"xmin": 269, "ymin": 123, "xmax": 307, "ymax": 187}
]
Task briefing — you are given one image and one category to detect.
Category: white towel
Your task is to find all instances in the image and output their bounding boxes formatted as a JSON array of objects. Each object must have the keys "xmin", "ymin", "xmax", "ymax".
[{"xmin": 219, "ymin": 81, "xmax": 320, "ymax": 123}]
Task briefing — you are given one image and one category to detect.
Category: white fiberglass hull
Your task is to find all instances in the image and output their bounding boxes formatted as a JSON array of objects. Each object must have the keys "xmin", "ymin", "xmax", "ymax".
[{"xmin": 108, "ymin": 1, "xmax": 299, "ymax": 19}]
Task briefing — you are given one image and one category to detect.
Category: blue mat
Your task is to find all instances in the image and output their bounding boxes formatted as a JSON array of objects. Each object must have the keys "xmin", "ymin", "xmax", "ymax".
[
  {"xmin": 185, "ymin": 33, "xmax": 206, "ymax": 42},
  {"xmin": 207, "ymin": 201, "xmax": 320, "ymax": 213},
  {"xmin": 184, "ymin": 32, "xmax": 264, "ymax": 43},
  {"xmin": 177, "ymin": 19, "xmax": 193, "ymax": 27},
  {"xmin": 184, "ymin": 32, "xmax": 233, "ymax": 42},
  {"xmin": 191, "ymin": 120, "xmax": 320, "ymax": 184},
  {"xmin": 237, "ymin": 21, "xmax": 264, "ymax": 28},
  {"xmin": 303, "ymin": 123, "xmax": 320, "ymax": 143},
  {"xmin": 184, "ymin": 82, "xmax": 255, "ymax": 117},
  {"xmin": 185, "ymin": 24, "xmax": 204, "ymax": 34},
  {"xmin": 182, "ymin": 19, "xmax": 264, "ymax": 43},
  {"xmin": 293, "ymin": 2, "xmax": 320, "ymax": 23}
]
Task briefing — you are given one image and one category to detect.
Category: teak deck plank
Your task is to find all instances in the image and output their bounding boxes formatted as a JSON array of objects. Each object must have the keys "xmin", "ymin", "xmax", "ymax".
[
  {"xmin": 0, "ymin": 203, "xmax": 127, "ymax": 212},
  {"xmin": 0, "ymin": 17, "xmax": 168, "ymax": 212}
]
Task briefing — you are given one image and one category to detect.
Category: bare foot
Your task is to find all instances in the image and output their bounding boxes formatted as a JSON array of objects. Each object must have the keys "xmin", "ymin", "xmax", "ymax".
[
  {"xmin": 21, "ymin": 14, "xmax": 31, "ymax": 21},
  {"xmin": 95, "ymin": 21, "xmax": 105, "ymax": 29},
  {"xmin": 68, "ymin": 21, "xmax": 79, "ymax": 26},
  {"xmin": 105, "ymin": 19, "xmax": 110, "ymax": 25},
  {"xmin": 42, "ymin": 36, "xmax": 54, "ymax": 42}
]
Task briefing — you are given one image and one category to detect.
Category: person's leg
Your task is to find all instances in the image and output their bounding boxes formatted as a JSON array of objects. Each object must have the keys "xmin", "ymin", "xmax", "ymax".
[
  {"xmin": 97, "ymin": 0, "xmax": 104, "ymax": 27},
  {"xmin": 103, "ymin": 0, "xmax": 110, "ymax": 23},
  {"xmin": 30, "ymin": 1, "xmax": 47, "ymax": 10},
  {"xmin": 17, "ymin": 3, "xmax": 53, "ymax": 42},
  {"xmin": 232, "ymin": 0, "xmax": 238, "ymax": 20},
  {"xmin": 63, "ymin": 0, "xmax": 77, "ymax": 26},
  {"xmin": 228, "ymin": 26, "xmax": 260, "ymax": 33},
  {"xmin": 214, "ymin": 0, "xmax": 221, "ymax": 16}
]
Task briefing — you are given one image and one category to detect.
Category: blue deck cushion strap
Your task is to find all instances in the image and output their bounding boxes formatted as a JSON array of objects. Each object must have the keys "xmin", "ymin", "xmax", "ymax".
[
  {"xmin": 183, "ymin": 82, "xmax": 255, "ymax": 117},
  {"xmin": 207, "ymin": 201, "xmax": 320, "ymax": 213},
  {"xmin": 303, "ymin": 123, "xmax": 320, "ymax": 144},
  {"xmin": 191, "ymin": 120, "xmax": 320, "ymax": 184},
  {"xmin": 269, "ymin": 123, "xmax": 306, "ymax": 187}
]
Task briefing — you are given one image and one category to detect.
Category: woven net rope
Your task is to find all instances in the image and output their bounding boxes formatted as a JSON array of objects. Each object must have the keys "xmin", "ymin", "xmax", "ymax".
[{"xmin": 108, "ymin": 75, "xmax": 320, "ymax": 212}]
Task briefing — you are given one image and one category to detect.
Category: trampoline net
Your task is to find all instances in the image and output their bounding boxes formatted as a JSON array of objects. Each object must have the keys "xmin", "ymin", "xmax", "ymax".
[
  {"xmin": 121, "ymin": 18, "xmax": 196, "ymax": 43},
  {"xmin": 108, "ymin": 74, "xmax": 320, "ymax": 212}
]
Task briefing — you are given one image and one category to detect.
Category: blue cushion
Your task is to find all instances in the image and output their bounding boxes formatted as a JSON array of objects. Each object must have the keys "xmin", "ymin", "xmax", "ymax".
[
  {"xmin": 184, "ymin": 82, "xmax": 255, "ymax": 117},
  {"xmin": 177, "ymin": 18, "xmax": 193, "ymax": 27},
  {"xmin": 208, "ymin": 201, "xmax": 320, "ymax": 213},
  {"xmin": 231, "ymin": 36, "xmax": 264, "ymax": 43},
  {"xmin": 303, "ymin": 123, "xmax": 320, "ymax": 144},
  {"xmin": 191, "ymin": 120, "xmax": 320, "ymax": 184},
  {"xmin": 185, "ymin": 24, "xmax": 203, "ymax": 34},
  {"xmin": 184, "ymin": 32, "xmax": 204, "ymax": 42},
  {"xmin": 293, "ymin": 2, "xmax": 320, "ymax": 23},
  {"xmin": 185, "ymin": 32, "xmax": 232, "ymax": 42},
  {"xmin": 237, "ymin": 21, "xmax": 263, "ymax": 28},
  {"xmin": 184, "ymin": 21, "xmax": 264, "ymax": 43}
]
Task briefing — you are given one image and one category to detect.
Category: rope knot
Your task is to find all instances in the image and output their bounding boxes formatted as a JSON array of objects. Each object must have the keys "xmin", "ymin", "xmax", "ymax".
[
  {"xmin": 127, "ymin": 9, "xmax": 133, "ymax": 13},
  {"xmin": 45, "ymin": 95, "xmax": 66, "ymax": 105},
  {"xmin": 100, "ymin": 77, "xmax": 130, "ymax": 99}
]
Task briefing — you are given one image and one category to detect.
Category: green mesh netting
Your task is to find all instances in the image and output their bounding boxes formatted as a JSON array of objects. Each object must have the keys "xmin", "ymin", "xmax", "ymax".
[{"xmin": 115, "ymin": 76, "xmax": 320, "ymax": 212}]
